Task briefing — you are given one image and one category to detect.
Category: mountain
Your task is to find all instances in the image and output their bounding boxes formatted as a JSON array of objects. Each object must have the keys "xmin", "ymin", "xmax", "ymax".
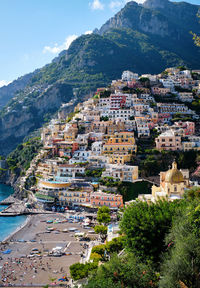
[
  {"xmin": 0, "ymin": 72, "xmax": 36, "ymax": 110},
  {"xmin": 0, "ymin": 0, "xmax": 199, "ymax": 155}
]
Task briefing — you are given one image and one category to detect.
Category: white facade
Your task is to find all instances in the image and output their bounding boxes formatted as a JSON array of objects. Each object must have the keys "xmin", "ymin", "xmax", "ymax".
[
  {"xmin": 91, "ymin": 141, "xmax": 103, "ymax": 155},
  {"xmin": 122, "ymin": 71, "xmax": 139, "ymax": 81},
  {"xmin": 178, "ymin": 92, "xmax": 194, "ymax": 102}
]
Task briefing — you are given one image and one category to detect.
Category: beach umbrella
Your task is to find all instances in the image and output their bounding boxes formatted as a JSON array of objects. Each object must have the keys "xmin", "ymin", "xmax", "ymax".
[{"xmin": 3, "ymin": 250, "xmax": 12, "ymax": 254}]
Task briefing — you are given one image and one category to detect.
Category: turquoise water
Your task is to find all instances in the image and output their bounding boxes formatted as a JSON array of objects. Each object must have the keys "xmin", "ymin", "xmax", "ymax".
[{"xmin": 0, "ymin": 184, "xmax": 27, "ymax": 241}]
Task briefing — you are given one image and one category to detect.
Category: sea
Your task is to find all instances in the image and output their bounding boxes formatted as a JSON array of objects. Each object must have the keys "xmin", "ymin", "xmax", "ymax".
[{"xmin": 0, "ymin": 184, "xmax": 27, "ymax": 241}]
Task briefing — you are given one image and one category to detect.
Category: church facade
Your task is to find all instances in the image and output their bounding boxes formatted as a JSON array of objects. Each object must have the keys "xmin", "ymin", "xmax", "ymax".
[{"xmin": 138, "ymin": 161, "xmax": 190, "ymax": 202}]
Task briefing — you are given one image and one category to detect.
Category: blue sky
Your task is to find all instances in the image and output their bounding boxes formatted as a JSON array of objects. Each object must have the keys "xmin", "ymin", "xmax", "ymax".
[{"xmin": 0, "ymin": 0, "xmax": 199, "ymax": 86}]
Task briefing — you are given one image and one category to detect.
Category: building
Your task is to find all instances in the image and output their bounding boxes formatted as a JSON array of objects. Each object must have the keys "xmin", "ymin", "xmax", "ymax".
[
  {"xmin": 178, "ymin": 92, "xmax": 194, "ymax": 102},
  {"xmin": 182, "ymin": 136, "xmax": 200, "ymax": 151},
  {"xmin": 108, "ymin": 153, "xmax": 132, "ymax": 165},
  {"xmin": 122, "ymin": 71, "xmax": 138, "ymax": 81},
  {"xmin": 135, "ymin": 118, "xmax": 150, "ymax": 138},
  {"xmin": 37, "ymin": 179, "xmax": 71, "ymax": 199},
  {"xmin": 101, "ymin": 108, "xmax": 134, "ymax": 121},
  {"xmin": 151, "ymin": 87, "xmax": 171, "ymax": 95},
  {"xmin": 103, "ymin": 132, "xmax": 137, "ymax": 154},
  {"xmin": 91, "ymin": 141, "xmax": 103, "ymax": 156},
  {"xmin": 102, "ymin": 164, "xmax": 138, "ymax": 182},
  {"xmin": 174, "ymin": 121, "xmax": 195, "ymax": 136},
  {"xmin": 138, "ymin": 161, "xmax": 189, "ymax": 202},
  {"xmin": 157, "ymin": 103, "xmax": 190, "ymax": 114},
  {"xmin": 90, "ymin": 191, "xmax": 123, "ymax": 208},
  {"xmin": 155, "ymin": 130, "xmax": 182, "ymax": 151},
  {"xmin": 58, "ymin": 182, "xmax": 93, "ymax": 207}
]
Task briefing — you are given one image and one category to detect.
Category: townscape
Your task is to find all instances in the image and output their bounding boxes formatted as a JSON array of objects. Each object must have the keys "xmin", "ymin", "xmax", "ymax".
[
  {"xmin": 21, "ymin": 67, "xmax": 200, "ymax": 208},
  {"xmin": 1, "ymin": 66, "xmax": 200, "ymax": 287}
]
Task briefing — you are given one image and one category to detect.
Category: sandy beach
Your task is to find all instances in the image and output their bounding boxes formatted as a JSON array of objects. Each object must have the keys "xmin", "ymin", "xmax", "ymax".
[{"xmin": 0, "ymin": 212, "xmax": 98, "ymax": 287}]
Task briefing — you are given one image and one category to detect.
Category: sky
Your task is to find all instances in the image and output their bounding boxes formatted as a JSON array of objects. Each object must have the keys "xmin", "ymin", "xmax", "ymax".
[{"xmin": 0, "ymin": 0, "xmax": 199, "ymax": 86}]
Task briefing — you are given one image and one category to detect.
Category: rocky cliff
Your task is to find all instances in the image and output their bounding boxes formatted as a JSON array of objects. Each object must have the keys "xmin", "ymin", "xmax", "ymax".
[{"xmin": 0, "ymin": 83, "xmax": 74, "ymax": 154}]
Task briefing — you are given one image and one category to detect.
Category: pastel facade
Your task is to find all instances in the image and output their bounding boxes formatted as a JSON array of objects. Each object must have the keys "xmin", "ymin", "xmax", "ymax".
[
  {"xmin": 103, "ymin": 132, "xmax": 137, "ymax": 154},
  {"xmin": 151, "ymin": 87, "xmax": 171, "ymax": 95},
  {"xmin": 108, "ymin": 154, "xmax": 131, "ymax": 165},
  {"xmin": 90, "ymin": 191, "xmax": 123, "ymax": 208},
  {"xmin": 102, "ymin": 108, "xmax": 134, "ymax": 121},
  {"xmin": 182, "ymin": 136, "xmax": 200, "ymax": 151},
  {"xmin": 178, "ymin": 92, "xmax": 194, "ymax": 102},
  {"xmin": 91, "ymin": 141, "xmax": 103, "ymax": 155},
  {"xmin": 122, "ymin": 70, "xmax": 138, "ymax": 81},
  {"xmin": 174, "ymin": 121, "xmax": 195, "ymax": 136},
  {"xmin": 56, "ymin": 164, "xmax": 85, "ymax": 180},
  {"xmin": 102, "ymin": 164, "xmax": 138, "ymax": 182},
  {"xmin": 155, "ymin": 130, "xmax": 182, "ymax": 151},
  {"xmin": 138, "ymin": 161, "xmax": 189, "ymax": 202},
  {"xmin": 37, "ymin": 180, "xmax": 71, "ymax": 198},
  {"xmin": 157, "ymin": 103, "xmax": 190, "ymax": 114},
  {"xmin": 58, "ymin": 182, "xmax": 93, "ymax": 206}
]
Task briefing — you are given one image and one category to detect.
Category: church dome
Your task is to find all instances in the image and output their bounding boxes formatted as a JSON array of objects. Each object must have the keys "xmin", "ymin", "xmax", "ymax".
[{"xmin": 165, "ymin": 161, "xmax": 184, "ymax": 184}]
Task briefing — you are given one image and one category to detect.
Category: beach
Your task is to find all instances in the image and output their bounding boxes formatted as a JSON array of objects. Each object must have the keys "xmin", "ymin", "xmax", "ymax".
[{"xmin": 0, "ymin": 213, "xmax": 97, "ymax": 287}]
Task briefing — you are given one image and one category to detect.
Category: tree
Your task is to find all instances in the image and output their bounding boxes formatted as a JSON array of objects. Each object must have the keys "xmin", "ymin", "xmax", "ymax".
[
  {"xmin": 84, "ymin": 253, "xmax": 159, "ymax": 288},
  {"xmin": 97, "ymin": 206, "xmax": 111, "ymax": 225},
  {"xmin": 106, "ymin": 237, "xmax": 125, "ymax": 254},
  {"xmin": 94, "ymin": 225, "xmax": 108, "ymax": 235},
  {"xmin": 120, "ymin": 200, "xmax": 185, "ymax": 264},
  {"xmin": 159, "ymin": 200, "xmax": 200, "ymax": 288},
  {"xmin": 70, "ymin": 262, "xmax": 97, "ymax": 281},
  {"xmin": 91, "ymin": 244, "xmax": 106, "ymax": 259}
]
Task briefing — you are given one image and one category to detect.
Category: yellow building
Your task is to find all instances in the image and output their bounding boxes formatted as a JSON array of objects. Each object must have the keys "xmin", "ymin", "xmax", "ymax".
[
  {"xmin": 91, "ymin": 120, "xmax": 125, "ymax": 135},
  {"xmin": 64, "ymin": 126, "xmax": 78, "ymax": 141},
  {"xmin": 108, "ymin": 154, "xmax": 131, "ymax": 165},
  {"xmin": 58, "ymin": 182, "xmax": 93, "ymax": 206},
  {"xmin": 182, "ymin": 141, "xmax": 200, "ymax": 152},
  {"xmin": 138, "ymin": 161, "xmax": 189, "ymax": 202},
  {"xmin": 103, "ymin": 132, "xmax": 137, "ymax": 154}
]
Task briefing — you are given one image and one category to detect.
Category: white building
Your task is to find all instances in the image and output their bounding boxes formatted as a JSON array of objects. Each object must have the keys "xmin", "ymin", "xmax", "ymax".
[
  {"xmin": 101, "ymin": 108, "xmax": 134, "ymax": 121},
  {"xmin": 122, "ymin": 71, "xmax": 139, "ymax": 81},
  {"xmin": 91, "ymin": 141, "xmax": 103, "ymax": 156},
  {"xmin": 135, "ymin": 119, "xmax": 150, "ymax": 138},
  {"xmin": 178, "ymin": 92, "xmax": 194, "ymax": 103},
  {"xmin": 102, "ymin": 164, "xmax": 138, "ymax": 182}
]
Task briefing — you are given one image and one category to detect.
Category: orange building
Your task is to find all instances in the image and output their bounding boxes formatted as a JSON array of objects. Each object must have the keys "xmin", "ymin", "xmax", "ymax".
[{"xmin": 90, "ymin": 191, "xmax": 123, "ymax": 208}]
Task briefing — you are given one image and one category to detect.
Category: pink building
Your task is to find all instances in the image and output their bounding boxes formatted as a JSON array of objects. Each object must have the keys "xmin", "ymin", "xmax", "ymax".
[
  {"xmin": 90, "ymin": 191, "xmax": 123, "ymax": 208},
  {"xmin": 155, "ymin": 130, "xmax": 182, "ymax": 151},
  {"xmin": 158, "ymin": 113, "xmax": 172, "ymax": 123},
  {"xmin": 127, "ymin": 80, "xmax": 141, "ymax": 88},
  {"xmin": 174, "ymin": 121, "xmax": 195, "ymax": 136},
  {"xmin": 110, "ymin": 94, "xmax": 126, "ymax": 109},
  {"xmin": 151, "ymin": 87, "xmax": 171, "ymax": 95}
]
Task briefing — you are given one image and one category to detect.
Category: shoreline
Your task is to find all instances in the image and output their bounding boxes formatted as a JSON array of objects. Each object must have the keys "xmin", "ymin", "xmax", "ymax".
[
  {"xmin": 2, "ymin": 215, "xmax": 31, "ymax": 243},
  {"xmin": 0, "ymin": 213, "xmax": 93, "ymax": 286}
]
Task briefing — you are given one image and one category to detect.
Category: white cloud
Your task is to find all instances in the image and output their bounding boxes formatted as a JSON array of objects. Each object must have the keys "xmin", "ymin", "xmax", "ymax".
[
  {"xmin": 85, "ymin": 30, "xmax": 93, "ymax": 35},
  {"xmin": 124, "ymin": 0, "xmax": 144, "ymax": 4},
  {"xmin": 89, "ymin": 0, "xmax": 104, "ymax": 10},
  {"xmin": 109, "ymin": 0, "xmax": 144, "ymax": 11},
  {"xmin": 0, "ymin": 80, "xmax": 11, "ymax": 88},
  {"xmin": 109, "ymin": 1, "xmax": 123, "ymax": 11},
  {"xmin": 43, "ymin": 34, "xmax": 78, "ymax": 54}
]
